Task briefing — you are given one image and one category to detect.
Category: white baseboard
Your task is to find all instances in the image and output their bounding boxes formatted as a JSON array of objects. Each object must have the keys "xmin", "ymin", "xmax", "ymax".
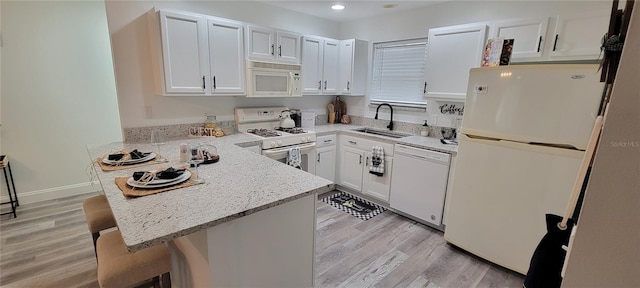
[{"xmin": 0, "ymin": 181, "xmax": 101, "ymax": 205}]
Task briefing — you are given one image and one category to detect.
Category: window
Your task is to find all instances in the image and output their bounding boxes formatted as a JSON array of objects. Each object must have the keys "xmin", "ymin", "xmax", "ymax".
[{"xmin": 370, "ymin": 38, "xmax": 428, "ymax": 107}]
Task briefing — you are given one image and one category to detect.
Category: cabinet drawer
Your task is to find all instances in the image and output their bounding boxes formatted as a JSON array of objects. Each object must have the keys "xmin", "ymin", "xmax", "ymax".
[
  {"xmin": 340, "ymin": 135, "xmax": 394, "ymax": 156},
  {"xmin": 316, "ymin": 134, "xmax": 337, "ymax": 148}
]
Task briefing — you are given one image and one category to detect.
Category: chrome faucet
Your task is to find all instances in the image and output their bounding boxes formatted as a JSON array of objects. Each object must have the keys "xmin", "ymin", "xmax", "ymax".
[{"xmin": 374, "ymin": 103, "xmax": 394, "ymax": 131}]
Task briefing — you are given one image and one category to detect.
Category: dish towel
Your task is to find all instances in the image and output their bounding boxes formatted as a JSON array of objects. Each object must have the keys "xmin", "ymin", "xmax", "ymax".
[
  {"xmin": 369, "ymin": 146, "xmax": 385, "ymax": 176},
  {"xmin": 287, "ymin": 147, "xmax": 302, "ymax": 169}
]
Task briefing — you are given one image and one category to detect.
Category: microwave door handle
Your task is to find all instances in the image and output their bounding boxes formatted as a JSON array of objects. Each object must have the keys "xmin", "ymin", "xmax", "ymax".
[{"xmin": 288, "ymin": 72, "xmax": 293, "ymax": 95}]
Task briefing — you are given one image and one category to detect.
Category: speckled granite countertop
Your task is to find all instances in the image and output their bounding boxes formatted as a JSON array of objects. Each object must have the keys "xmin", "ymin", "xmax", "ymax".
[
  {"xmin": 87, "ymin": 134, "xmax": 333, "ymax": 252},
  {"xmin": 311, "ymin": 124, "xmax": 458, "ymax": 154}
]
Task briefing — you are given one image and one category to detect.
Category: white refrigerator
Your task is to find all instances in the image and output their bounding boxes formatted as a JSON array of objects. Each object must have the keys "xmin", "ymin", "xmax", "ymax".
[{"xmin": 443, "ymin": 64, "xmax": 604, "ymax": 275}]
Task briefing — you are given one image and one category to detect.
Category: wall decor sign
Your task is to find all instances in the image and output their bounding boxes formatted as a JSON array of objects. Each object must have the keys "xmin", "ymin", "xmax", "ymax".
[{"xmin": 439, "ymin": 103, "xmax": 464, "ymax": 115}]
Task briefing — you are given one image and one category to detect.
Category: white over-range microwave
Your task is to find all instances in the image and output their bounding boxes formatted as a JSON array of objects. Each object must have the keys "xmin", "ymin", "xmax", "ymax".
[{"xmin": 246, "ymin": 61, "xmax": 302, "ymax": 97}]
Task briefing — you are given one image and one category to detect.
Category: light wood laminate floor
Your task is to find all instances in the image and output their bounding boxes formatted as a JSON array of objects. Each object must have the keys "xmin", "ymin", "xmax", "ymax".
[{"xmin": 1, "ymin": 192, "xmax": 524, "ymax": 287}]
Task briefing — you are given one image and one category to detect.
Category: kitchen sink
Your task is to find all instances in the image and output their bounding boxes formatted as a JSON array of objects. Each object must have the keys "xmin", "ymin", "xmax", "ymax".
[{"xmin": 352, "ymin": 128, "xmax": 411, "ymax": 139}]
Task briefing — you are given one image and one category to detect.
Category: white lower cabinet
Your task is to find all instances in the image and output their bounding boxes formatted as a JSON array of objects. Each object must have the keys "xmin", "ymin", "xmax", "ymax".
[
  {"xmin": 338, "ymin": 135, "xmax": 394, "ymax": 202},
  {"xmin": 315, "ymin": 135, "xmax": 337, "ymax": 182},
  {"xmin": 362, "ymin": 153, "xmax": 393, "ymax": 202}
]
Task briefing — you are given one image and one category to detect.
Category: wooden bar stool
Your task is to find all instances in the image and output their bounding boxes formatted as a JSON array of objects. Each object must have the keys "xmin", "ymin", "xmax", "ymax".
[
  {"xmin": 0, "ymin": 155, "xmax": 19, "ymax": 218},
  {"xmin": 97, "ymin": 230, "xmax": 171, "ymax": 288},
  {"xmin": 82, "ymin": 194, "xmax": 117, "ymax": 255}
]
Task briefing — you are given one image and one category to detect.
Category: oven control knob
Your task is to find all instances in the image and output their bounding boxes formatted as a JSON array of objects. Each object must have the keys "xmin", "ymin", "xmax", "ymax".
[
  {"xmin": 277, "ymin": 140, "xmax": 283, "ymax": 146},
  {"xmin": 301, "ymin": 137, "xmax": 307, "ymax": 143},
  {"xmin": 305, "ymin": 136, "xmax": 312, "ymax": 142},
  {"xmin": 270, "ymin": 141, "xmax": 277, "ymax": 148}
]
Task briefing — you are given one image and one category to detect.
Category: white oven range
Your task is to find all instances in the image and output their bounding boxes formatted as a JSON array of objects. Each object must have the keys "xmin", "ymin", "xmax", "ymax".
[{"xmin": 235, "ymin": 107, "xmax": 316, "ymax": 174}]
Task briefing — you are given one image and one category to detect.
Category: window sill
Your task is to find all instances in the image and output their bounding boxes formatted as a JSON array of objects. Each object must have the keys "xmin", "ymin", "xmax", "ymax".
[{"xmin": 369, "ymin": 101, "xmax": 427, "ymax": 112}]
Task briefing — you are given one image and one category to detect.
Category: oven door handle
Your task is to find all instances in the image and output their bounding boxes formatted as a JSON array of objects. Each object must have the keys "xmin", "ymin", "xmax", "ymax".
[{"xmin": 262, "ymin": 143, "xmax": 316, "ymax": 156}]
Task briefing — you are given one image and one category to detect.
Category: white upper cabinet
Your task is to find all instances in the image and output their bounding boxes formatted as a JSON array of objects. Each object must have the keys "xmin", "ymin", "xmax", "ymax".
[
  {"xmin": 301, "ymin": 36, "xmax": 339, "ymax": 95},
  {"xmin": 490, "ymin": 17, "xmax": 549, "ymax": 60},
  {"xmin": 323, "ymin": 39, "xmax": 340, "ymax": 94},
  {"xmin": 208, "ymin": 18, "xmax": 245, "ymax": 95},
  {"xmin": 158, "ymin": 10, "xmax": 209, "ymax": 94},
  {"xmin": 425, "ymin": 23, "xmax": 487, "ymax": 102},
  {"xmin": 302, "ymin": 37, "xmax": 323, "ymax": 94},
  {"xmin": 277, "ymin": 31, "xmax": 301, "ymax": 63},
  {"xmin": 338, "ymin": 39, "xmax": 368, "ymax": 96},
  {"xmin": 247, "ymin": 25, "xmax": 300, "ymax": 64},
  {"xmin": 549, "ymin": 11, "xmax": 610, "ymax": 59}
]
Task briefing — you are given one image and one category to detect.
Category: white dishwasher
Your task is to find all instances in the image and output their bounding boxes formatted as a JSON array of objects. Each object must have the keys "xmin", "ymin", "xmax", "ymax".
[{"xmin": 390, "ymin": 144, "xmax": 451, "ymax": 229}]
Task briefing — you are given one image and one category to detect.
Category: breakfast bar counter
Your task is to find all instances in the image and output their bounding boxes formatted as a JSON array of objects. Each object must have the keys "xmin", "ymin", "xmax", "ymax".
[{"xmin": 87, "ymin": 135, "xmax": 333, "ymax": 287}]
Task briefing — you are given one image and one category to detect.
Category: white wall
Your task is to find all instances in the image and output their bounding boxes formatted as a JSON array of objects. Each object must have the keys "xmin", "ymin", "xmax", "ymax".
[
  {"xmin": 562, "ymin": 4, "xmax": 640, "ymax": 287},
  {"xmin": 338, "ymin": 0, "xmax": 612, "ymax": 127},
  {"xmin": 1, "ymin": 1, "xmax": 123, "ymax": 203},
  {"xmin": 105, "ymin": 0, "xmax": 341, "ymax": 128}
]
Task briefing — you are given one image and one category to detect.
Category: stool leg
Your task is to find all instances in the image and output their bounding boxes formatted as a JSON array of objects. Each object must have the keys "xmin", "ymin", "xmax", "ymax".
[
  {"xmin": 3, "ymin": 166, "xmax": 16, "ymax": 218},
  {"xmin": 161, "ymin": 272, "xmax": 171, "ymax": 288},
  {"xmin": 92, "ymin": 232, "xmax": 100, "ymax": 259},
  {"xmin": 7, "ymin": 163, "xmax": 18, "ymax": 206}
]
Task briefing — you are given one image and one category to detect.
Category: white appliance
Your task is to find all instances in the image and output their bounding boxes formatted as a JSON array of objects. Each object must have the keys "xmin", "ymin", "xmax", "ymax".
[
  {"xmin": 235, "ymin": 107, "xmax": 316, "ymax": 174},
  {"xmin": 246, "ymin": 61, "xmax": 302, "ymax": 97},
  {"xmin": 390, "ymin": 144, "xmax": 450, "ymax": 230},
  {"xmin": 444, "ymin": 64, "xmax": 604, "ymax": 274}
]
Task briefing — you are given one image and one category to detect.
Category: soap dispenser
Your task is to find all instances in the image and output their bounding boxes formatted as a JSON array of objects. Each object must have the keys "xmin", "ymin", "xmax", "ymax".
[{"xmin": 421, "ymin": 120, "xmax": 429, "ymax": 137}]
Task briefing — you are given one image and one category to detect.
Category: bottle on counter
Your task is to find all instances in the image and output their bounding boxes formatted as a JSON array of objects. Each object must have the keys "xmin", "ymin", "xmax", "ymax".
[{"xmin": 421, "ymin": 120, "xmax": 430, "ymax": 137}]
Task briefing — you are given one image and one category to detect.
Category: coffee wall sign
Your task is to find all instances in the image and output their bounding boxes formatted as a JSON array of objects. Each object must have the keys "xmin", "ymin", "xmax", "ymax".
[{"xmin": 438, "ymin": 103, "xmax": 464, "ymax": 116}]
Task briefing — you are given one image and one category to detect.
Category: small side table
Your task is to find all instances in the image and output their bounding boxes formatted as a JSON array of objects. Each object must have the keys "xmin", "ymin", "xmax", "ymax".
[{"xmin": 0, "ymin": 155, "xmax": 19, "ymax": 218}]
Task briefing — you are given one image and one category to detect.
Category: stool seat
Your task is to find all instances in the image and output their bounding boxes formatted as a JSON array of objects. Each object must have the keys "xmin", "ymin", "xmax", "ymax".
[
  {"xmin": 83, "ymin": 195, "xmax": 117, "ymax": 233},
  {"xmin": 97, "ymin": 230, "xmax": 171, "ymax": 288}
]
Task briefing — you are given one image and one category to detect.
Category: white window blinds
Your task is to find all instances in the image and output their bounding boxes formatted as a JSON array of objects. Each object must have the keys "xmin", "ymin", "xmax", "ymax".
[{"xmin": 370, "ymin": 39, "xmax": 428, "ymax": 106}]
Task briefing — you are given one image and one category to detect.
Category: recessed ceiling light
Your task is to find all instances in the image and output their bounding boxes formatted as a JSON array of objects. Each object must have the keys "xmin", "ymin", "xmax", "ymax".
[
  {"xmin": 383, "ymin": 4, "xmax": 398, "ymax": 9},
  {"xmin": 331, "ymin": 4, "xmax": 345, "ymax": 10}
]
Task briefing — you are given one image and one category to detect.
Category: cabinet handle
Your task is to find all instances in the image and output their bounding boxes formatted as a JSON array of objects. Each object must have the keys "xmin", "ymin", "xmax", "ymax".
[
  {"xmin": 324, "ymin": 139, "xmax": 332, "ymax": 143},
  {"xmin": 278, "ymin": 45, "xmax": 282, "ymax": 56},
  {"xmin": 318, "ymin": 80, "xmax": 322, "ymax": 90},
  {"xmin": 553, "ymin": 34, "xmax": 559, "ymax": 51},
  {"xmin": 348, "ymin": 140, "xmax": 357, "ymax": 145},
  {"xmin": 324, "ymin": 81, "xmax": 327, "ymax": 90},
  {"xmin": 317, "ymin": 153, "xmax": 320, "ymax": 163},
  {"xmin": 347, "ymin": 81, "xmax": 350, "ymax": 91},
  {"xmin": 202, "ymin": 76, "xmax": 205, "ymax": 89},
  {"xmin": 213, "ymin": 76, "xmax": 216, "ymax": 89},
  {"xmin": 537, "ymin": 36, "xmax": 543, "ymax": 53},
  {"xmin": 423, "ymin": 82, "xmax": 427, "ymax": 94},
  {"xmin": 365, "ymin": 156, "xmax": 369, "ymax": 166},
  {"xmin": 271, "ymin": 44, "xmax": 275, "ymax": 56},
  {"xmin": 359, "ymin": 155, "xmax": 362, "ymax": 164}
]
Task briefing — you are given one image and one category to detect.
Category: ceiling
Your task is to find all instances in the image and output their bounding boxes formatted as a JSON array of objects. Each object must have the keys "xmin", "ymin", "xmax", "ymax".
[{"xmin": 259, "ymin": 1, "xmax": 448, "ymax": 23}]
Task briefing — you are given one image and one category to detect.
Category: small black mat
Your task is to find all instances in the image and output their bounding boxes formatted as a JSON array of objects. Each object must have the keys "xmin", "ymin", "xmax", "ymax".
[{"xmin": 321, "ymin": 191, "xmax": 386, "ymax": 221}]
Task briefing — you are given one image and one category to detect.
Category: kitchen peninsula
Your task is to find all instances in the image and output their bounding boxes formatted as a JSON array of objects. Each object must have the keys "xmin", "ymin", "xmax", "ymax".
[{"xmin": 87, "ymin": 134, "xmax": 333, "ymax": 287}]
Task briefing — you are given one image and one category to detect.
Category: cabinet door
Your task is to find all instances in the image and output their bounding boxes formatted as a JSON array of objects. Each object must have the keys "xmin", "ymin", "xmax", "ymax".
[
  {"xmin": 247, "ymin": 25, "xmax": 275, "ymax": 60},
  {"xmin": 550, "ymin": 12, "xmax": 609, "ymax": 59},
  {"xmin": 302, "ymin": 37, "xmax": 323, "ymax": 94},
  {"xmin": 316, "ymin": 146, "xmax": 336, "ymax": 182},
  {"xmin": 322, "ymin": 39, "xmax": 340, "ymax": 95},
  {"xmin": 339, "ymin": 146, "xmax": 363, "ymax": 191},
  {"xmin": 425, "ymin": 24, "xmax": 487, "ymax": 101},
  {"xmin": 338, "ymin": 40, "xmax": 354, "ymax": 94},
  {"xmin": 362, "ymin": 154, "xmax": 393, "ymax": 202},
  {"xmin": 159, "ymin": 10, "xmax": 209, "ymax": 94},
  {"xmin": 208, "ymin": 19, "xmax": 245, "ymax": 95},
  {"xmin": 491, "ymin": 17, "xmax": 549, "ymax": 59},
  {"xmin": 277, "ymin": 31, "xmax": 301, "ymax": 63}
]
